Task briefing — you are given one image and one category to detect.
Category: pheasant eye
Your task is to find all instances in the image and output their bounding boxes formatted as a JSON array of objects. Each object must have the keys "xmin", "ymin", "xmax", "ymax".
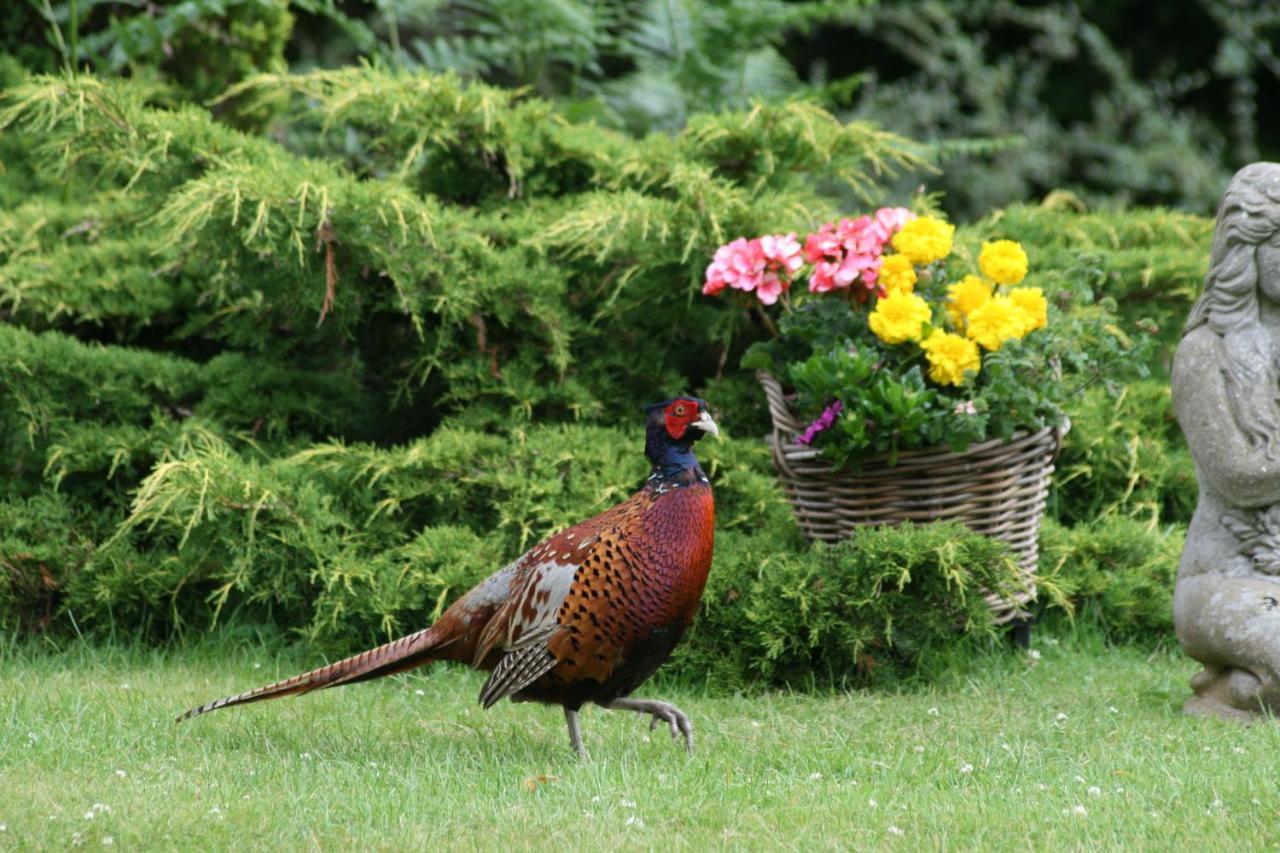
[{"xmin": 673, "ymin": 404, "xmax": 687, "ymax": 416}]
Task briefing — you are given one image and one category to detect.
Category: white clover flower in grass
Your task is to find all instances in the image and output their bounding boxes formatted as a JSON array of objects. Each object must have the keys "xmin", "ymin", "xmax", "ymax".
[
  {"xmin": 103, "ymin": 837, "xmax": 114, "ymax": 846},
  {"xmin": 1087, "ymin": 786, "xmax": 1101, "ymax": 797},
  {"xmin": 621, "ymin": 799, "xmax": 636, "ymax": 809},
  {"xmin": 1028, "ymin": 649, "xmax": 1041, "ymax": 661},
  {"xmin": 927, "ymin": 707, "xmax": 939, "ymax": 716},
  {"xmin": 115, "ymin": 770, "xmax": 127, "ymax": 779},
  {"xmin": 0, "ymin": 824, "xmax": 7, "ymax": 832},
  {"xmin": 869, "ymin": 799, "xmax": 877, "ymax": 809},
  {"xmin": 1055, "ymin": 713, "xmax": 1068, "ymax": 722},
  {"xmin": 1108, "ymin": 706, "xmax": 1119, "ymax": 714},
  {"xmin": 959, "ymin": 764, "xmax": 974, "ymax": 775},
  {"xmin": 887, "ymin": 826, "xmax": 905, "ymax": 837},
  {"xmin": 414, "ymin": 689, "xmax": 425, "ymax": 696},
  {"xmin": 913, "ymin": 745, "xmax": 924, "ymax": 754},
  {"xmin": 1073, "ymin": 805, "xmax": 1087, "ymax": 816},
  {"xmin": 1233, "ymin": 746, "xmax": 1245, "ymax": 754},
  {"xmin": 808, "ymin": 772, "xmax": 823, "ymax": 781}
]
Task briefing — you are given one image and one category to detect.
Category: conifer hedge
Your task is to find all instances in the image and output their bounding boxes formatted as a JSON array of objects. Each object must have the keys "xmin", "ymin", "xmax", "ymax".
[{"xmin": 0, "ymin": 62, "xmax": 1214, "ymax": 681}]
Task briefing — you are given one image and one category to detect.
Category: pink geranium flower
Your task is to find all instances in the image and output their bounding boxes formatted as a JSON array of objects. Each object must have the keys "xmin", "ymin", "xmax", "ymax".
[
  {"xmin": 704, "ymin": 233, "xmax": 803, "ymax": 304},
  {"xmin": 869, "ymin": 207, "xmax": 915, "ymax": 244},
  {"xmin": 703, "ymin": 237, "xmax": 765, "ymax": 296},
  {"xmin": 803, "ymin": 210, "xmax": 911, "ymax": 294}
]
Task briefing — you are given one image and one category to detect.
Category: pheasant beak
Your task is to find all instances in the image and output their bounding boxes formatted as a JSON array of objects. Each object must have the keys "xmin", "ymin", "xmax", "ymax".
[{"xmin": 692, "ymin": 409, "xmax": 720, "ymax": 439}]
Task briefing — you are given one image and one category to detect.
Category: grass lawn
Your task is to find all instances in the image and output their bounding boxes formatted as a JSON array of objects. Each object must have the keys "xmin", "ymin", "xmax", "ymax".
[{"xmin": 2, "ymin": 632, "xmax": 1276, "ymax": 850}]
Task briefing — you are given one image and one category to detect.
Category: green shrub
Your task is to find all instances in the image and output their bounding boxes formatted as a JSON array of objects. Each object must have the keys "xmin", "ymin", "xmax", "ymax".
[
  {"xmin": 1037, "ymin": 516, "xmax": 1184, "ymax": 644},
  {"xmin": 1054, "ymin": 379, "xmax": 1197, "ymax": 527},
  {"xmin": 672, "ymin": 521, "xmax": 1025, "ymax": 689}
]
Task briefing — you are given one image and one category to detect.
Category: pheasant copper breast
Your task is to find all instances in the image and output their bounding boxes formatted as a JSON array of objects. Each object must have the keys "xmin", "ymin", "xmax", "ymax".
[{"xmin": 180, "ymin": 398, "xmax": 719, "ymax": 756}]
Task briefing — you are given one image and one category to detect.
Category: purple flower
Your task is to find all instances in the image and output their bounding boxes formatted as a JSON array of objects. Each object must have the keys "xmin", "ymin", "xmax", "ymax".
[{"xmin": 796, "ymin": 400, "xmax": 844, "ymax": 445}]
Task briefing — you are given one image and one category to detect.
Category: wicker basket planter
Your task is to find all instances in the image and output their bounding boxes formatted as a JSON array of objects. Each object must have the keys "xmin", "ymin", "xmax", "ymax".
[{"xmin": 759, "ymin": 371, "xmax": 1061, "ymax": 624}]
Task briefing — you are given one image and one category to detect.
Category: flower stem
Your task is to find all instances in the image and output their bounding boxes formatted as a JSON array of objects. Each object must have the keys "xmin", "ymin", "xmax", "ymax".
[{"xmin": 754, "ymin": 303, "xmax": 781, "ymax": 339}]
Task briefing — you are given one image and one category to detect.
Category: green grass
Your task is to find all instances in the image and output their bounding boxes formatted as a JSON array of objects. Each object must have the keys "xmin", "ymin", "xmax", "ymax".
[{"xmin": 1, "ymin": 633, "xmax": 1276, "ymax": 850}]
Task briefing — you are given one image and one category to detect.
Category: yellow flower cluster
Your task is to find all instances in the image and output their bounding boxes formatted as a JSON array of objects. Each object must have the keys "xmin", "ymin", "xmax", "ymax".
[
  {"xmin": 965, "ymin": 295, "xmax": 1025, "ymax": 351},
  {"xmin": 920, "ymin": 330, "xmax": 980, "ymax": 386},
  {"xmin": 945, "ymin": 275, "xmax": 991, "ymax": 328},
  {"xmin": 864, "ymin": 228, "xmax": 1045, "ymax": 386},
  {"xmin": 891, "ymin": 217, "xmax": 954, "ymax": 266},
  {"xmin": 949, "ymin": 283, "xmax": 1047, "ymax": 351},
  {"xmin": 878, "ymin": 254, "xmax": 917, "ymax": 295},
  {"xmin": 868, "ymin": 291, "xmax": 931, "ymax": 344},
  {"xmin": 978, "ymin": 240, "xmax": 1028, "ymax": 286}
]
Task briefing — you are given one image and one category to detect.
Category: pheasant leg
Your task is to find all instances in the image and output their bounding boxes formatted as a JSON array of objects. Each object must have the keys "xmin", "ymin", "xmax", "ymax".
[
  {"xmin": 564, "ymin": 706, "xmax": 587, "ymax": 758},
  {"xmin": 605, "ymin": 698, "xmax": 694, "ymax": 754}
]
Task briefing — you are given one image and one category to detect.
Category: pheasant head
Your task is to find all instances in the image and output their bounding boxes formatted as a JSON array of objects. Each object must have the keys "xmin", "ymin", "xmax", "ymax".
[{"xmin": 644, "ymin": 397, "xmax": 719, "ymax": 474}]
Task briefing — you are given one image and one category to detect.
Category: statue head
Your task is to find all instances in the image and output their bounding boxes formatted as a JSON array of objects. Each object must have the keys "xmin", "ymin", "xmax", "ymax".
[{"xmin": 1184, "ymin": 163, "xmax": 1280, "ymax": 454}]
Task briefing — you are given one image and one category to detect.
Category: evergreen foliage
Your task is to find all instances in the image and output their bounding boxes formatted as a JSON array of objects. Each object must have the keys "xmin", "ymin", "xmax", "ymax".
[
  {"xmin": 0, "ymin": 58, "xmax": 1215, "ymax": 682},
  {"xmin": 1054, "ymin": 379, "xmax": 1197, "ymax": 529},
  {"xmin": 673, "ymin": 521, "xmax": 1024, "ymax": 688},
  {"xmin": 1037, "ymin": 517, "xmax": 1184, "ymax": 645}
]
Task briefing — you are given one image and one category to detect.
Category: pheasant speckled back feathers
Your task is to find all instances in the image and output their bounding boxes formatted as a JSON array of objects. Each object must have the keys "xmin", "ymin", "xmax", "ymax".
[{"xmin": 180, "ymin": 398, "xmax": 719, "ymax": 756}]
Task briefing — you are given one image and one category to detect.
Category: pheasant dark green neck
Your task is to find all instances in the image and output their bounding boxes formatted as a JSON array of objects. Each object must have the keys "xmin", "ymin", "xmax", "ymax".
[{"xmin": 644, "ymin": 422, "xmax": 707, "ymax": 487}]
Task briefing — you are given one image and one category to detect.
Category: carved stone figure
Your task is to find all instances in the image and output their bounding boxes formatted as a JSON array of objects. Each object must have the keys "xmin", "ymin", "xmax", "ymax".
[{"xmin": 1172, "ymin": 162, "xmax": 1280, "ymax": 720}]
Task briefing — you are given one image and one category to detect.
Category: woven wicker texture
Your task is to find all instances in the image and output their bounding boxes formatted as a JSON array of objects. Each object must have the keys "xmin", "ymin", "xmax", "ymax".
[{"xmin": 759, "ymin": 371, "xmax": 1059, "ymax": 624}]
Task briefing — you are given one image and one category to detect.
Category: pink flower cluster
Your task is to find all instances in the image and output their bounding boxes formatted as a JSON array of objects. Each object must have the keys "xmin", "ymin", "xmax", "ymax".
[
  {"xmin": 702, "ymin": 233, "xmax": 803, "ymax": 305},
  {"xmin": 702, "ymin": 208, "xmax": 914, "ymax": 305},
  {"xmin": 796, "ymin": 400, "xmax": 844, "ymax": 446},
  {"xmin": 804, "ymin": 207, "xmax": 914, "ymax": 295}
]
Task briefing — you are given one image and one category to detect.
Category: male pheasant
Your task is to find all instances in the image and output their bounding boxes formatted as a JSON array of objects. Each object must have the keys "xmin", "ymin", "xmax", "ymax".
[{"xmin": 179, "ymin": 398, "xmax": 718, "ymax": 756}]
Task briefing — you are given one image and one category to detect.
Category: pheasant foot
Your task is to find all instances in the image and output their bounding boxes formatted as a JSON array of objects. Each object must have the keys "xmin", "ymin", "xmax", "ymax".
[{"xmin": 605, "ymin": 697, "xmax": 694, "ymax": 754}]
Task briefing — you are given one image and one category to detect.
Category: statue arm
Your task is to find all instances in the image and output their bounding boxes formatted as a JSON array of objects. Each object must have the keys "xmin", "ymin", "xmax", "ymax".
[{"xmin": 1173, "ymin": 330, "xmax": 1280, "ymax": 507}]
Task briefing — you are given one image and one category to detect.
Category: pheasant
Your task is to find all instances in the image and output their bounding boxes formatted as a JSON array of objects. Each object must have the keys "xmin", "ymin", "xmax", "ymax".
[{"xmin": 179, "ymin": 397, "xmax": 718, "ymax": 756}]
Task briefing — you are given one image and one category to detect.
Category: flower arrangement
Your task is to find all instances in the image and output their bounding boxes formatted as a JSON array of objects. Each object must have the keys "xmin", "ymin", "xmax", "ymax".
[{"xmin": 705, "ymin": 209, "xmax": 1120, "ymax": 467}]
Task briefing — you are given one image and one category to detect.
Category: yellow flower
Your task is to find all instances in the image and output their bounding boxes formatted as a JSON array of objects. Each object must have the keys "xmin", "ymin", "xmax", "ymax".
[
  {"xmin": 878, "ymin": 254, "xmax": 917, "ymax": 296},
  {"xmin": 945, "ymin": 274, "xmax": 992, "ymax": 328},
  {"xmin": 891, "ymin": 216, "xmax": 955, "ymax": 266},
  {"xmin": 869, "ymin": 291, "xmax": 932, "ymax": 344},
  {"xmin": 979, "ymin": 240, "xmax": 1029, "ymax": 286},
  {"xmin": 965, "ymin": 295, "xmax": 1025, "ymax": 351},
  {"xmin": 920, "ymin": 329, "xmax": 981, "ymax": 386},
  {"xmin": 1008, "ymin": 286, "xmax": 1047, "ymax": 333}
]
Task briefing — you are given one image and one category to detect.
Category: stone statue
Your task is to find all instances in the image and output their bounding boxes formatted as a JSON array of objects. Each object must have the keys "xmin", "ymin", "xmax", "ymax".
[{"xmin": 1172, "ymin": 161, "xmax": 1280, "ymax": 720}]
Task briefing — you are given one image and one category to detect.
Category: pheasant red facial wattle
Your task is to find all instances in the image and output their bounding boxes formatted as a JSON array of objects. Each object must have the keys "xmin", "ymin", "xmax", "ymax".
[{"xmin": 179, "ymin": 397, "xmax": 719, "ymax": 757}]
